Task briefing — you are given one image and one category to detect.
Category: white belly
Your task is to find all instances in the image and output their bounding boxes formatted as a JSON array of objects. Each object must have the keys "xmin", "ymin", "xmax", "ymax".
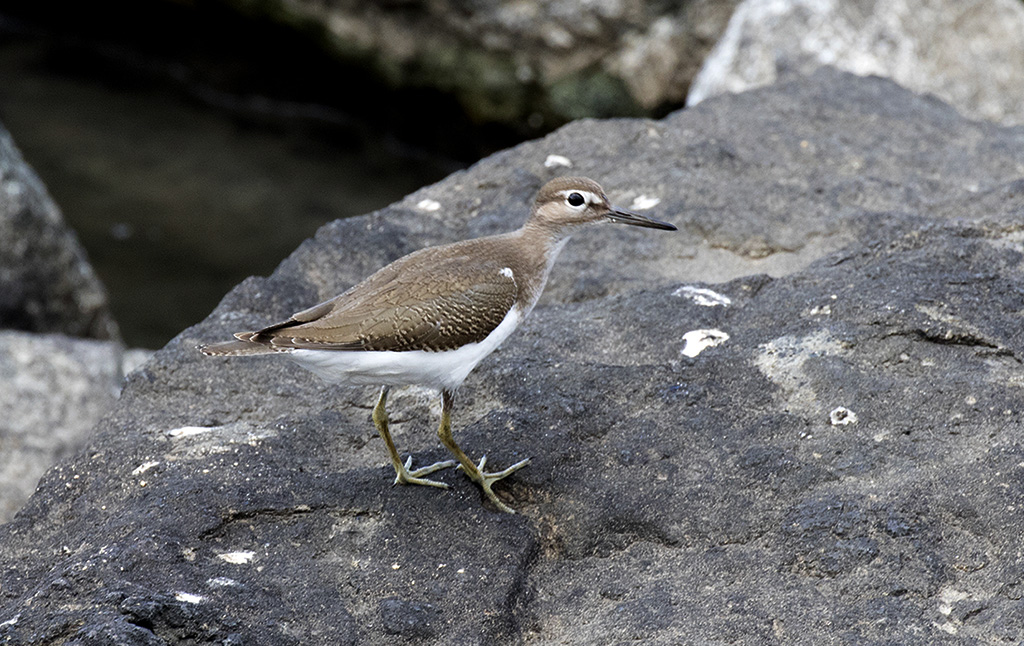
[{"xmin": 287, "ymin": 307, "xmax": 522, "ymax": 391}]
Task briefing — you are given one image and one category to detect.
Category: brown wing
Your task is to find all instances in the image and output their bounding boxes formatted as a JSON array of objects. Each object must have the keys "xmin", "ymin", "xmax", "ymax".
[{"xmin": 242, "ymin": 251, "xmax": 518, "ymax": 352}]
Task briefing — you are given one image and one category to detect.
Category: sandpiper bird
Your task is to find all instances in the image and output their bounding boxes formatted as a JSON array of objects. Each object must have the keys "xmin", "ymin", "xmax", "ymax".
[{"xmin": 200, "ymin": 177, "xmax": 675, "ymax": 512}]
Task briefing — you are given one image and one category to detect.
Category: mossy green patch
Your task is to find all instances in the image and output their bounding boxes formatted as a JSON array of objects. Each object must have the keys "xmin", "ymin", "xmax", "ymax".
[{"xmin": 548, "ymin": 68, "xmax": 643, "ymax": 121}]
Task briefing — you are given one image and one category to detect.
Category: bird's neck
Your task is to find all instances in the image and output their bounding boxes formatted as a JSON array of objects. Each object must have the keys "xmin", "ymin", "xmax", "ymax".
[{"xmin": 512, "ymin": 223, "xmax": 573, "ymax": 316}]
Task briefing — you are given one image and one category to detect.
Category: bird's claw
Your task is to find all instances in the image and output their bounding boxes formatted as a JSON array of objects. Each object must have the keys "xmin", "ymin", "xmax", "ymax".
[
  {"xmin": 393, "ymin": 456, "xmax": 457, "ymax": 488},
  {"xmin": 457, "ymin": 455, "xmax": 531, "ymax": 513}
]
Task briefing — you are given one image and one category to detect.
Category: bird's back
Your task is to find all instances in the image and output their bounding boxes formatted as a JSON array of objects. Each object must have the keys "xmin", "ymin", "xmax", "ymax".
[{"xmin": 201, "ymin": 232, "xmax": 526, "ymax": 356}]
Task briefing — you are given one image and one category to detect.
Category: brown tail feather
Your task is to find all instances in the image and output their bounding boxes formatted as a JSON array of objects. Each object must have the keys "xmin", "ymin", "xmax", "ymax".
[{"xmin": 197, "ymin": 339, "xmax": 285, "ymax": 356}]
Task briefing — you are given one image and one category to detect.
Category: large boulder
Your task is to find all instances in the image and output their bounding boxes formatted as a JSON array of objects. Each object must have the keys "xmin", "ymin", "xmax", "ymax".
[
  {"xmin": 0, "ymin": 120, "xmax": 132, "ymax": 525},
  {"xmin": 0, "ymin": 331, "xmax": 149, "ymax": 523},
  {"xmin": 224, "ymin": 0, "xmax": 739, "ymax": 127},
  {"xmin": 0, "ymin": 123, "xmax": 118, "ymax": 340},
  {"xmin": 688, "ymin": 0, "xmax": 1024, "ymax": 126},
  {"xmin": 0, "ymin": 122, "xmax": 129, "ymax": 523},
  {"xmin": 2, "ymin": 68, "xmax": 1024, "ymax": 644}
]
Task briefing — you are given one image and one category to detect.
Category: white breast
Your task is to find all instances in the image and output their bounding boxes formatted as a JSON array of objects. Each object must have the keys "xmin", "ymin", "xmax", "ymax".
[{"xmin": 287, "ymin": 306, "xmax": 523, "ymax": 391}]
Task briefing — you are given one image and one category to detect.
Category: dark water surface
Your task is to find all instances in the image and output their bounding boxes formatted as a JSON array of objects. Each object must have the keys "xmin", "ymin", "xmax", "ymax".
[{"xmin": 0, "ymin": 3, "xmax": 517, "ymax": 348}]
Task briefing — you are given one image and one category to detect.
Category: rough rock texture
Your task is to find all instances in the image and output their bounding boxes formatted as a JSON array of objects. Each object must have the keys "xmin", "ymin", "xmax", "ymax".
[
  {"xmin": 0, "ymin": 331, "xmax": 150, "ymax": 523},
  {"xmin": 688, "ymin": 0, "xmax": 1024, "ymax": 126},
  {"xmin": 227, "ymin": 0, "xmax": 738, "ymax": 127},
  {"xmin": 2, "ymin": 68, "xmax": 1024, "ymax": 644},
  {"xmin": 0, "ymin": 122, "xmax": 118, "ymax": 340}
]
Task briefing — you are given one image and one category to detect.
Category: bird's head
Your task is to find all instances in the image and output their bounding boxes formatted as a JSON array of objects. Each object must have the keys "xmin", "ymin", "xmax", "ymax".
[{"xmin": 528, "ymin": 177, "xmax": 677, "ymax": 236}]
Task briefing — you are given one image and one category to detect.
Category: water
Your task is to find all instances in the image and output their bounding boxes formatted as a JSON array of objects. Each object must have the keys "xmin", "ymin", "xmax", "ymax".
[{"xmin": 0, "ymin": 4, "xmax": 518, "ymax": 349}]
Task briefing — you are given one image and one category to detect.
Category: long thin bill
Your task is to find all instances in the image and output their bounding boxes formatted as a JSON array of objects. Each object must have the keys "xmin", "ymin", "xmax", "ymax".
[{"xmin": 606, "ymin": 206, "xmax": 677, "ymax": 231}]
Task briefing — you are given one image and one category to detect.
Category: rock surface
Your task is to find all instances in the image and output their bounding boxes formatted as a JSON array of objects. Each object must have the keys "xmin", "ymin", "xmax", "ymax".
[
  {"xmin": 0, "ymin": 122, "xmax": 118, "ymax": 339},
  {"xmin": 224, "ymin": 0, "xmax": 738, "ymax": 128},
  {"xmin": 2, "ymin": 68, "xmax": 1024, "ymax": 644},
  {"xmin": 688, "ymin": 0, "xmax": 1024, "ymax": 126},
  {"xmin": 0, "ymin": 331, "xmax": 149, "ymax": 523}
]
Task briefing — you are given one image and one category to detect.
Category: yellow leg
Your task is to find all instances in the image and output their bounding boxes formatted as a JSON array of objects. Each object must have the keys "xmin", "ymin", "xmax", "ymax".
[
  {"xmin": 436, "ymin": 390, "xmax": 530, "ymax": 513},
  {"xmin": 372, "ymin": 386, "xmax": 455, "ymax": 488}
]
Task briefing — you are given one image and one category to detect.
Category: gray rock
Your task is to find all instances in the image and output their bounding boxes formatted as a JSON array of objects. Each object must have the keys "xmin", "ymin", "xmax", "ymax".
[
  {"xmin": 2, "ymin": 69, "xmax": 1024, "ymax": 644},
  {"xmin": 688, "ymin": 0, "xmax": 1024, "ymax": 126},
  {"xmin": 380, "ymin": 597, "xmax": 441, "ymax": 638},
  {"xmin": 0, "ymin": 331, "xmax": 149, "ymax": 523},
  {"xmin": 0, "ymin": 122, "xmax": 118, "ymax": 340},
  {"xmin": 222, "ymin": 0, "xmax": 739, "ymax": 127}
]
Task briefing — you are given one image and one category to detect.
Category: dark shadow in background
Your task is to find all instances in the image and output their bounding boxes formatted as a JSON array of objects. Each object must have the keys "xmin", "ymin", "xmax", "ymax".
[{"xmin": 0, "ymin": 0, "xmax": 528, "ymax": 348}]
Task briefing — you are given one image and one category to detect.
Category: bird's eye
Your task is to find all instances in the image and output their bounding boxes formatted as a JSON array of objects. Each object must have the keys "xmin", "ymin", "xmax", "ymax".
[{"xmin": 567, "ymin": 192, "xmax": 585, "ymax": 207}]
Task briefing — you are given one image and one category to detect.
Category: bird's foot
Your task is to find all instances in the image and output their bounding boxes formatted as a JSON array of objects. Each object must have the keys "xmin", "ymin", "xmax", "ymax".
[
  {"xmin": 393, "ymin": 456, "xmax": 457, "ymax": 488},
  {"xmin": 457, "ymin": 455, "xmax": 531, "ymax": 513}
]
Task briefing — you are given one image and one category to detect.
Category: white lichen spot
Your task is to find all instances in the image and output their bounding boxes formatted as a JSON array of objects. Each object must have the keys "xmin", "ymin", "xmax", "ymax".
[
  {"xmin": 131, "ymin": 461, "xmax": 160, "ymax": 476},
  {"xmin": 391, "ymin": 563, "xmax": 401, "ymax": 570},
  {"xmin": 630, "ymin": 195, "xmax": 661, "ymax": 210},
  {"xmin": 207, "ymin": 577, "xmax": 240, "ymax": 588},
  {"xmin": 936, "ymin": 622, "xmax": 957, "ymax": 635},
  {"xmin": 0, "ymin": 614, "xmax": 19, "ymax": 628},
  {"xmin": 174, "ymin": 592, "xmax": 204, "ymax": 604},
  {"xmin": 681, "ymin": 329, "xmax": 729, "ymax": 358},
  {"xmin": 673, "ymin": 285, "xmax": 731, "ymax": 307},
  {"xmin": 939, "ymin": 587, "xmax": 969, "ymax": 609},
  {"xmin": 754, "ymin": 330, "xmax": 848, "ymax": 418},
  {"xmin": 829, "ymin": 407, "xmax": 858, "ymax": 426},
  {"xmin": 4, "ymin": 181, "xmax": 24, "ymax": 199},
  {"xmin": 218, "ymin": 551, "xmax": 255, "ymax": 564},
  {"xmin": 543, "ymin": 154, "xmax": 572, "ymax": 168},
  {"xmin": 935, "ymin": 588, "xmax": 970, "ymax": 631},
  {"xmin": 416, "ymin": 198, "xmax": 441, "ymax": 212},
  {"xmin": 168, "ymin": 426, "xmax": 213, "ymax": 438}
]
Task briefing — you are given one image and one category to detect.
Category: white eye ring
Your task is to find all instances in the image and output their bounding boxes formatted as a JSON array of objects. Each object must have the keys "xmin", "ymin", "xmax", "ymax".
[{"xmin": 565, "ymin": 191, "xmax": 588, "ymax": 209}]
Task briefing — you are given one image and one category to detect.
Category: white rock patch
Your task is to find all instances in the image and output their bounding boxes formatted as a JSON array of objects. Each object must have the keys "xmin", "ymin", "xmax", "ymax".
[
  {"xmin": 829, "ymin": 407, "xmax": 858, "ymax": 426},
  {"xmin": 630, "ymin": 195, "xmax": 661, "ymax": 210},
  {"xmin": 416, "ymin": 199, "xmax": 441, "ymax": 212},
  {"xmin": 681, "ymin": 329, "xmax": 730, "ymax": 357},
  {"xmin": 543, "ymin": 154, "xmax": 572, "ymax": 168},
  {"xmin": 218, "ymin": 551, "xmax": 256, "ymax": 564},
  {"xmin": 131, "ymin": 461, "xmax": 160, "ymax": 476},
  {"xmin": 174, "ymin": 592, "xmax": 204, "ymax": 604},
  {"xmin": 673, "ymin": 285, "xmax": 732, "ymax": 307},
  {"xmin": 168, "ymin": 426, "xmax": 213, "ymax": 438}
]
